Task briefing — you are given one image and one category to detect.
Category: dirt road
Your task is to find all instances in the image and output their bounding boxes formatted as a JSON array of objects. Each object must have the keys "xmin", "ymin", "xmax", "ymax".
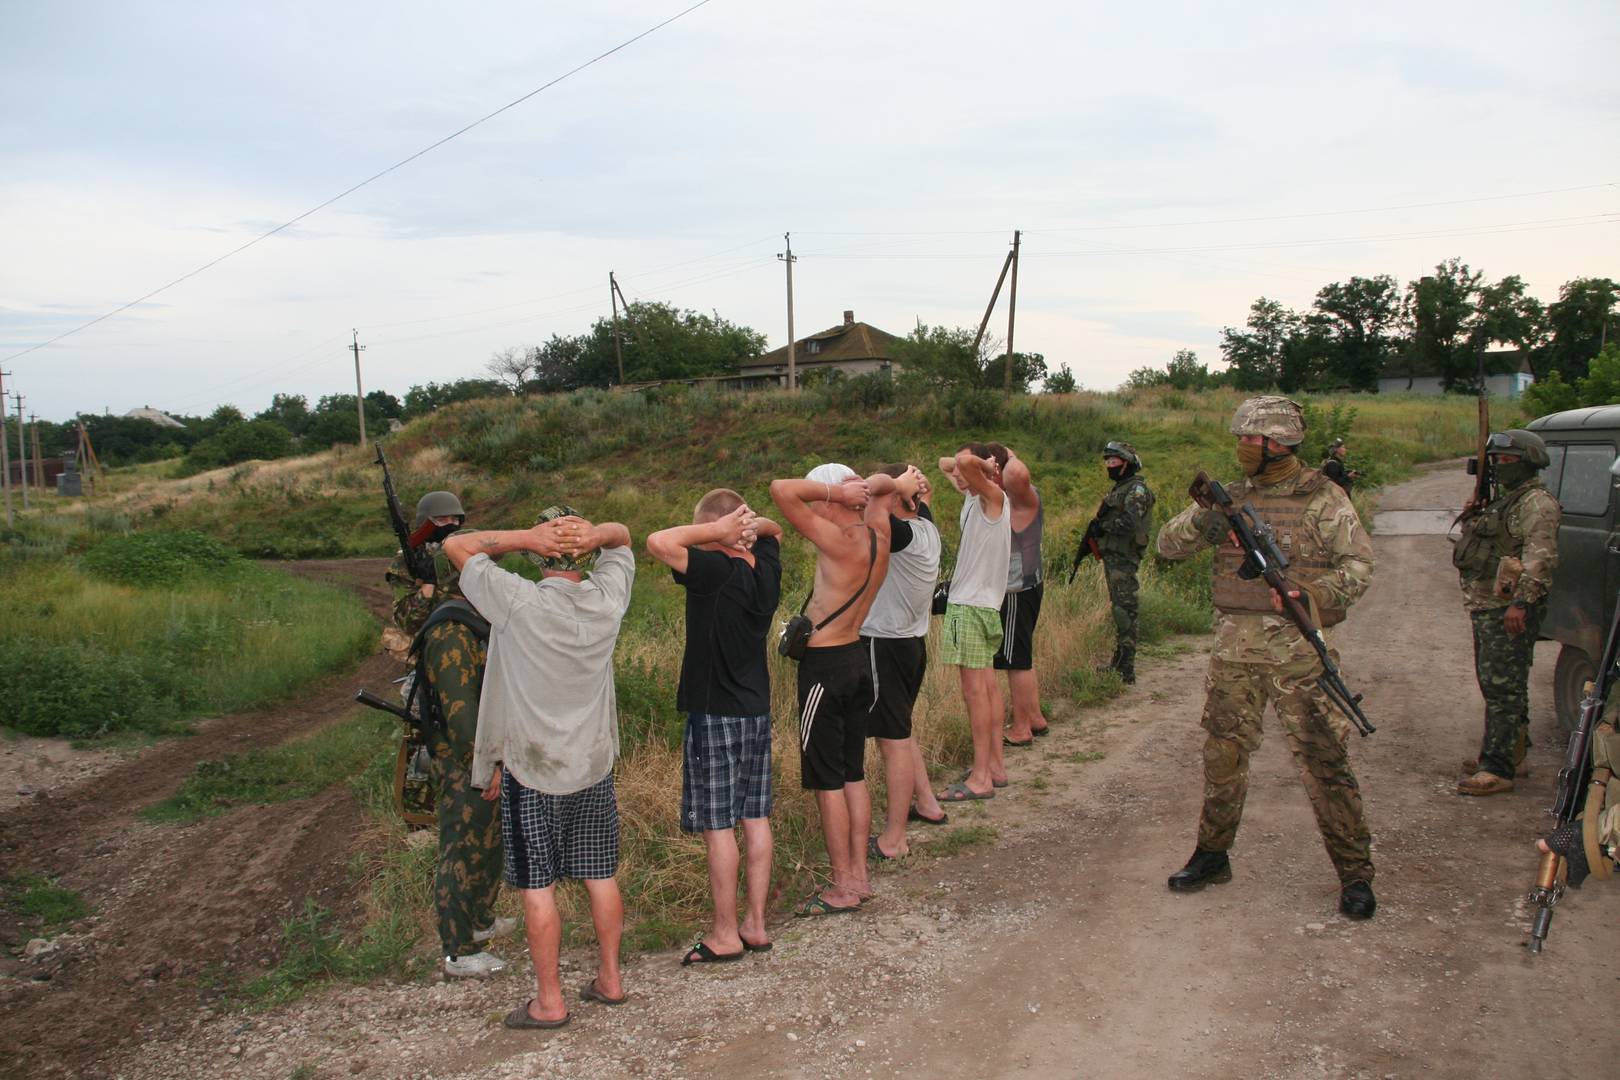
[{"xmin": 12, "ymin": 475, "xmax": 1618, "ymax": 1079}]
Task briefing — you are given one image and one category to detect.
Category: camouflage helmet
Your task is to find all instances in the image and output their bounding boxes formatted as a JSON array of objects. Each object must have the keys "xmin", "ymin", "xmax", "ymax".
[
  {"xmin": 1102, "ymin": 441, "xmax": 1141, "ymax": 469},
  {"xmin": 1229, "ymin": 395, "xmax": 1305, "ymax": 447},
  {"xmin": 1486, "ymin": 429, "xmax": 1550, "ymax": 468},
  {"xmin": 524, "ymin": 504, "xmax": 596, "ymax": 574},
  {"xmin": 413, "ymin": 490, "xmax": 466, "ymax": 530}
]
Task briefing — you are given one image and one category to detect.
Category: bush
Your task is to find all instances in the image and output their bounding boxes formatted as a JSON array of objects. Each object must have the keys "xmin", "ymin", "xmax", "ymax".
[
  {"xmin": 0, "ymin": 638, "xmax": 195, "ymax": 738},
  {"xmin": 79, "ymin": 530, "xmax": 239, "ymax": 586}
]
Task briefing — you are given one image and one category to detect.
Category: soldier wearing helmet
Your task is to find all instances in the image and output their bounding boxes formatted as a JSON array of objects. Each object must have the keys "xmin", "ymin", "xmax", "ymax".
[
  {"xmin": 1321, "ymin": 437, "xmax": 1360, "ymax": 496},
  {"xmin": 1453, "ymin": 428, "xmax": 1561, "ymax": 797},
  {"xmin": 1088, "ymin": 440, "xmax": 1155, "ymax": 684},
  {"xmin": 1155, "ymin": 396, "xmax": 1379, "ymax": 920},
  {"xmin": 384, "ymin": 488, "xmax": 513, "ymax": 978}
]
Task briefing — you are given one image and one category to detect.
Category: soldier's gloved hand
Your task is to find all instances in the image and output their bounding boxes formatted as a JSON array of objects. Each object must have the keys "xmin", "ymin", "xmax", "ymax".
[
  {"xmin": 1538, "ymin": 823, "xmax": 1591, "ymax": 888},
  {"xmin": 1194, "ymin": 509, "xmax": 1229, "ymax": 546}
]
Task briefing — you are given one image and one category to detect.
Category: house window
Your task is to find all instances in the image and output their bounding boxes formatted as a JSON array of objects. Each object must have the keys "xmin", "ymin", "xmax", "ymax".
[{"xmin": 806, "ymin": 341, "xmax": 820, "ymax": 355}]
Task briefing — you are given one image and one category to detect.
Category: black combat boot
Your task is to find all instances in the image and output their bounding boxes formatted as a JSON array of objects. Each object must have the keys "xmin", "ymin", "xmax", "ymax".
[
  {"xmin": 1117, "ymin": 644, "xmax": 1136, "ymax": 685},
  {"xmin": 1167, "ymin": 848, "xmax": 1232, "ymax": 892},
  {"xmin": 1339, "ymin": 879, "xmax": 1376, "ymax": 920}
]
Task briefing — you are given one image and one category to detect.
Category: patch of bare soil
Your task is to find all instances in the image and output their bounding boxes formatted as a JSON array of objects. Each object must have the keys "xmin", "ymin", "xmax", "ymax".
[{"xmin": 0, "ymin": 559, "xmax": 396, "ymax": 1080}]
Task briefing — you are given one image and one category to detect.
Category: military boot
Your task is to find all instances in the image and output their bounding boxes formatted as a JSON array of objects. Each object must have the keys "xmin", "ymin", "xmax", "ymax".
[
  {"xmin": 1339, "ymin": 879, "xmax": 1376, "ymax": 920},
  {"xmin": 1167, "ymin": 848, "xmax": 1232, "ymax": 892},
  {"xmin": 1462, "ymin": 729, "xmax": 1531, "ymax": 777},
  {"xmin": 1117, "ymin": 643, "xmax": 1137, "ymax": 685}
]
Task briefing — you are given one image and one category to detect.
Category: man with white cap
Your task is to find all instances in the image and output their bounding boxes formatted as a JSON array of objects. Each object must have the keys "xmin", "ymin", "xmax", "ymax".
[{"xmin": 771, "ymin": 463, "xmax": 916, "ymax": 914}]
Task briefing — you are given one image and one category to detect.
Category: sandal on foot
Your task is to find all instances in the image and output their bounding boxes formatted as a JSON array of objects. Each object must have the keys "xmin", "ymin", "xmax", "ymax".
[
  {"xmin": 504, "ymin": 1000, "xmax": 570, "ymax": 1030},
  {"xmin": 938, "ymin": 780, "xmax": 994, "ymax": 802},
  {"xmin": 868, "ymin": 834, "xmax": 900, "ymax": 860},
  {"xmin": 794, "ymin": 891, "xmax": 860, "ymax": 918},
  {"xmin": 957, "ymin": 769, "xmax": 1008, "ymax": 789},
  {"xmin": 1031, "ymin": 724, "xmax": 1051, "ymax": 737},
  {"xmin": 580, "ymin": 978, "xmax": 629, "ymax": 1005},
  {"xmin": 1003, "ymin": 735, "xmax": 1035, "ymax": 748},
  {"xmin": 908, "ymin": 806, "xmax": 949, "ymax": 826},
  {"xmin": 741, "ymin": 937, "xmax": 773, "ymax": 953},
  {"xmin": 681, "ymin": 941, "xmax": 745, "ymax": 966}
]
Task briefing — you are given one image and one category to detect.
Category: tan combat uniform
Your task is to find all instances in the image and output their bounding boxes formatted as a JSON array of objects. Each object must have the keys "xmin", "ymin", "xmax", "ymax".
[{"xmin": 1158, "ymin": 467, "xmax": 1376, "ymax": 884}]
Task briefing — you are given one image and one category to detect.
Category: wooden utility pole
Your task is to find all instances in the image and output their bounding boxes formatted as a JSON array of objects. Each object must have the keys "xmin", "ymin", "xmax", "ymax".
[
  {"xmin": 972, "ymin": 251, "xmax": 1015, "ymax": 356},
  {"xmin": 29, "ymin": 413, "xmax": 43, "ymax": 488},
  {"xmin": 350, "ymin": 330, "xmax": 368, "ymax": 448},
  {"xmin": 0, "ymin": 369, "xmax": 12, "ymax": 526},
  {"xmin": 778, "ymin": 234, "xmax": 798, "ymax": 391},
  {"xmin": 12, "ymin": 391, "xmax": 28, "ymax": 510},
  {"xmin": 1004, "ymin": 229, "xmax": 1021, "ymax": 397},
  {"xmin": 610, "ymin": 272, "xmax": 625, "ymax": 385}
]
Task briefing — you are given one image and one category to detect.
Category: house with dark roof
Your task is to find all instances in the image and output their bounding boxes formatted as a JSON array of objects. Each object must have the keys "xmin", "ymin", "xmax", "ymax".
[
  {"xmin": 737, "ymin": 310, "xmax": 901, "ymax": 388},
  {"xmin": 1378, "ymin": 348, "xmax": 1536, "ymax": 399}
]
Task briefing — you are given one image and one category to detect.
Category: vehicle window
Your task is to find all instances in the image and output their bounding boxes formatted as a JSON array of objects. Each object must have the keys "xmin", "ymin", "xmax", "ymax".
[
  {"xmin": 1556, "ymin": 444, "xmax": 1617, "ymax": 517},
  {"xmin": 1542, "ymin": 444, "xmax": 1566, "ymax": 498}
]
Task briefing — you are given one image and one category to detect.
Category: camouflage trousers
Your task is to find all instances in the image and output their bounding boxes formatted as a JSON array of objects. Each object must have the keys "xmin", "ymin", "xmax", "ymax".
[
  {"xmin": 1102, "ymin": 554, "xmax": 1141, "ymax": 668},
  {"xmin": 1196, "ymin": 653, "xmax": 1374, "ymax": 885},
  {"xmin": 422, "ymin": 621, "xmax": 504, "ymax": 957},
  {"xmin": 1469, "ymin": 602, "xmax": 1545, "ymax": 781}
]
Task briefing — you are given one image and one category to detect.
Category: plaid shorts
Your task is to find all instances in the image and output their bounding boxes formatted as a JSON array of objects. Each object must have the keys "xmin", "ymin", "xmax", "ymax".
[
  {"xmin": 681, "ymin": 712, "xmax": 773, "ymax": 832},
  {"xmin": 501, "ymin": 770, "xmax": 620, "ymax": 890},
  {"xmin": 940, "ymin": 602, "xmax": 1003, "ymax": 669}
]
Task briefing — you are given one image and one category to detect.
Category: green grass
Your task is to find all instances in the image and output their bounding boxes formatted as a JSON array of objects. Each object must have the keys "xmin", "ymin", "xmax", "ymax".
[
  {"xmin": 928, "ymin": 824, "xmax": 999, "ymax": 857},
  {"xmin": 4, "ymin": 874, "xmax": 91, "ymax": 937},
  {"xmin": 1067, "ymin": 751, "xmax": 1106, "ymax": 764},
  {"xmin": 144, "ymin": 713, "xmax": 397, "ymax": 823},
  {"xmin": 239, "ymin": 899, "xmax": 420, "ymax": 1009}
]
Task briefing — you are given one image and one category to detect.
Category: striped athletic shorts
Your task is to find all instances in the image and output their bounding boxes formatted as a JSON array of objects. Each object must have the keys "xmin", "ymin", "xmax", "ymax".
[
  {"xmin": 501, "ymin": 770, "xmax": 619, "ymax": 890},
  {"xmin": 993, "ymin": 582, "xmax": 1044, "ymax": 670},
  {"xmin": 796, "ymin": 640, "xmax": 873, "ymax": 790}
]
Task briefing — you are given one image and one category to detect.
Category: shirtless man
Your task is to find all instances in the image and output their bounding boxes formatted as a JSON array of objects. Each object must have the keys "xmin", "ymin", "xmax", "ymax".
[{"xmin": 770, "ymin": 463, "xmax": 915, "ymax": 914}]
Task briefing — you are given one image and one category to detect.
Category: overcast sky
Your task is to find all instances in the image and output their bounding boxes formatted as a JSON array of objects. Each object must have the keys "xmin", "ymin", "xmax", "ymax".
[{"xmin": 2, "ymin": 1, "xmax": 1616, "ymax": 420}]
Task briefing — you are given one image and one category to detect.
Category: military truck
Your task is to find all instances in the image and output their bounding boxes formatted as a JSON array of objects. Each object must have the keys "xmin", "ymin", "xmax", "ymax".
[{"xmin": 1527, "ymin": 404, "xmax": 1620, "ymax": 732}]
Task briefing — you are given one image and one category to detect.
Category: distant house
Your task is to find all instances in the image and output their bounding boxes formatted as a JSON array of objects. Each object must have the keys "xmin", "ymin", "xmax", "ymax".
[
  {"xmin": 122, "ymin": 406, "xmax": 186, "ymax": 428},
  {"xmin": 737, "ymin": 310, "xmax": 902, "ymax": 388},
  {"xmin": 1378, "ymin": 349, "xmax": 1536, "ymax": 399}
]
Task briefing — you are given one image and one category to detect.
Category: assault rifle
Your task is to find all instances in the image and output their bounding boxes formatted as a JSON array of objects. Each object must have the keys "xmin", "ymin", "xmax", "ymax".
[
  {"xmin": 376, "ymin": 443, "xmax": 436, "ymax": 583},
  {"xmin": 1526, "ymin": 587, "xmax": 1620, "ymax": 954},
  {"xmin": 1067, "ymin": 518, "xmax": 1103, "ymax": 583},
  {"xmin": 1460, "ymin": 347, "xmax": 1492, "ymax": 522},
  {"xmin": 1189, "ymin": 471, "xmax": 1375, "ymax": 737}
]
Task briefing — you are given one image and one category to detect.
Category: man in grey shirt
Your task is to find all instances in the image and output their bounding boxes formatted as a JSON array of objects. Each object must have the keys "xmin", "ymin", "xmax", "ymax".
[{"xmin": 444, "ymin": 505, "xmax": 635, "ymax": 1031}]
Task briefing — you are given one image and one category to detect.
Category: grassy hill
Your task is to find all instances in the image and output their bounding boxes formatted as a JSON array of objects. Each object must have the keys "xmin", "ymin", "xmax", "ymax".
[{"xmin": 12, "ymin": 383, "xmax": 1494, "ymax": 956}]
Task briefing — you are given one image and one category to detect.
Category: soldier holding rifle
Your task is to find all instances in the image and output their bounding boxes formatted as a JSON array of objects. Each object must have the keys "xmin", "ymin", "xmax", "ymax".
[
  {"xmin": 1078, "ymin": 441, "xmax": 1155, "ymax": 685},
  {"xmin": 1156, "ymin": 396, "xmax": 1379, "ymax": 920}
]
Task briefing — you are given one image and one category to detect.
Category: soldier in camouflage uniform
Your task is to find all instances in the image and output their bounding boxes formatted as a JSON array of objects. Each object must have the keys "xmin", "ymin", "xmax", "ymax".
[
  {"xmin": 1453, "ymin": 430, "xmax": 1561, "ymax": 797},
  {"xmin": 1157, "ymin": 396, "xmax": 1379, "ymax": 920},
  {"xmin": 386, "ymin": 491, "xmax": 512, "ymax": 977},
  {"xmin": 1091, "ymin": 441, "xmax": 1155, "ymax": 684}
]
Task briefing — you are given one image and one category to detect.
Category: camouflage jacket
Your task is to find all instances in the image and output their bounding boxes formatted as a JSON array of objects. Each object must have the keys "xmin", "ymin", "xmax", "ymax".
[
  {"xmin": 1095, "ymin": 474, "xmax": 1155, "ymax": 558},
  {"xmin": 1455, "ymin": 478, "xmax": 1561, "ymax": 613},
  {"xmin": 1157, "ymin": 469, "xmax": 1374, "ymax": 663},
  {"xmin": 387, "ymin": 543, "xmax": 450, "ymax": 636}
]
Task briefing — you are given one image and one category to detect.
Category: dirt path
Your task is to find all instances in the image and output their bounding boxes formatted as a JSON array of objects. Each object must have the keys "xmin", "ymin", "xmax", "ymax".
[
  {"xmin": 0, "ymin": 559, "xmax": 395, "ymax": 1080},
  {"xmin": 15, "ymin": 475, "xmax": 1619, "ymax": 1080}
]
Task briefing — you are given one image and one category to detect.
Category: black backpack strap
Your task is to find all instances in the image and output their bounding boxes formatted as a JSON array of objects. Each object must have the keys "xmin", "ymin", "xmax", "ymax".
[{"xmin": 812, "ymin": 529, "xmax": 878, "ymax": 632}]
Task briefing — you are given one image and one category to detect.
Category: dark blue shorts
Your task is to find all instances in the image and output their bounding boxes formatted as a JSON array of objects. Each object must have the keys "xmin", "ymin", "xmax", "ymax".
[
  {"xmin": 501, "ymin": 771, "xmax": 619, "ymax": 890},
  {"xmin": 681, "ymin": 712, "xmax": 773, "ymax": 832}
]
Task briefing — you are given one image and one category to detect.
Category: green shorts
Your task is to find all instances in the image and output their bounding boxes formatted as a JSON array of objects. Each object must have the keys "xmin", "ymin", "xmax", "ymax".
[{"xmin": 941, "ymin": 603, "xmax": 1003, "ymax": 669}]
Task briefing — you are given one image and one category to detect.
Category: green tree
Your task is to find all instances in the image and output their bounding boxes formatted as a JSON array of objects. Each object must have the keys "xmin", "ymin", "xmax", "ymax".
[
  {"xmin": 1044, "ymin": 366, "xmax": 1078, "ymax": 394},
  {"xmin": 1403, "ymin": 259, "xmax": 1483, "ymax": 393},
  {"xmin": 304, "ymin": 394, "xmax": 393, "ymax": 447},
  {"xmin": 530, "ymin": 334, "xmax": 587, "ymax": 394},
  {"xmin": 1541, "ymin": 277, "xmax": 1619, "ymax": 383},
  {"xmin": 184, "ymin": 419, "xmax": 295, "ymax": 471},
  {"xmin": 401, "ymin": 378, "xmax": 506, "ymax": 419},
  {"xmin": 255, "ymin": 393, "xmax": 311, "ymax": 436},
  {"xmin": 1313, "ymin": 275, "xmax": 1401, "ymax": 391},
  {"xmin": 570, "ymin": 302, "xmax": 767, "ymax": 388},
  {"xmin": 1219, "ymin": 298, "xmax": 1297, "ymax": 390},
  {"xmin": 1472, "ymin": 275, "xmax": 1547, "ymax": 378},
  {"xmin": 1521, "ymin": 371, "xmax": 1580, "ymax": 416},
  {"xmin": 1577, "ymin": 342, "xmax": 1620, "ymax": 406},
  {"xmin": 889, "ymin": 325, "xmax": 1047, "ymax": 394}
]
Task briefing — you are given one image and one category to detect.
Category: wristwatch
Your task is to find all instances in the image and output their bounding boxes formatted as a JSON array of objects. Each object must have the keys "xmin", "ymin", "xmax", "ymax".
[{"xmin": 1508, "ymin": 599, "xmax": 1528, "ymax": 611}]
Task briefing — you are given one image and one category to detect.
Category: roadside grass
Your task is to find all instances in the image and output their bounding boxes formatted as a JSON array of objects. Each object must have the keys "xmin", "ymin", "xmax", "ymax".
[
  {"xmin": 927, "ymin": 824, "xmax": 999, "ymax": 857},
  {"xmin": 3, "ymin": 873, "xmax": 91, "ymax": 936},
  {"xmin": 0, "ymin": 535, "xmax": 375, "ymax": 741},
  {"xmin": 143, "ymin": 713, "xmax": 396, "ymax": 823},
  {"xmin": 238, "ymin": 899, "xmax": 420, "ymax": 1009}
]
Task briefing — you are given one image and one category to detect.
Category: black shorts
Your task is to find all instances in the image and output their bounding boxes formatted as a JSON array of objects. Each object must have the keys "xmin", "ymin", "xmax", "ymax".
[
  {"xmin": 864, "ymin": 635, "xmax": 927, "ymax": 741},
  {"xmin": 797, "ymin": 640, "xmax": 873, "ymax": 790},
  {"xmin": 993, "ymin": 582, "xmax": 1044, "ymax": 671}
]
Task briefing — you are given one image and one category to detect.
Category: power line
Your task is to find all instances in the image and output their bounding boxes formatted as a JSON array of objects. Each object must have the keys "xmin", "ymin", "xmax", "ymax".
[{"xmin": 2, "ymin": 0, "xmax": 718, "ymax": 366}]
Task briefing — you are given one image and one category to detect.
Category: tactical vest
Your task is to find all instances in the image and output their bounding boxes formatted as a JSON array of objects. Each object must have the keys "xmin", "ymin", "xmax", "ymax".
[
  {"xmin": 406, "ymin": 598, "xmax": 491, "ymax": 734},
  {"xmin": 1210, "ymin": 468, "xmax": 1347, "ymax": 627},
  {"xmin": 1451, "ymin": 481, "xmax": 1539, "ymax": 580},
  {"xmin": 1098, "ymin": 476, "xmax": 1154, "ymax": 555}
]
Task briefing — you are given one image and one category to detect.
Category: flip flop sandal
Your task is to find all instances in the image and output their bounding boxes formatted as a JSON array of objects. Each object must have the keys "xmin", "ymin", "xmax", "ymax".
[
  {"xmin": 580, "ymin": 978, "xmax": 629, "ymax": 1005},
  {"xmin": 938, "ymin": 780, "xmax": 994, "ymax": 802},
  {"xmin": 908, "ymin": 806, "xmax": 949, "ymax": 826},
  {"xmin": 867, "ymin": 834, "xmax": 900, "ymax": 860},
  {"xmin": 681, "ymin": 941, "xmax": 745, "ymax": 966},
  {"xmin": 504, "ymin": 1000, "xmax": 570, "ymax": 1029},
  {"xmin": 1003, "ymin": 736, "xmax": 1035, "ymax": 748},
  {"xmin": 794, "ymin": 891, "xmax": 860, "ymax": 918},
  {"xmin": 958, "ymin": 769, "xmax": 1008, "ymax": 789},
  {"xmin": 1031, "ymin": 725, "xmax": 1051, "ymax": 737},
  {"xmin": 741, "ymin": 938, "xmax": 774, "ymax": 953}
]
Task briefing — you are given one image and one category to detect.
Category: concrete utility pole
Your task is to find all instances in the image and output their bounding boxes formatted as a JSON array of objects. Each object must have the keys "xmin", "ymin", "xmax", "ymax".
[
  {"xmin": 12, "ymin": 391, "xmax": 28, "ymax": 510},
  {"xmin": 350, "ymin": 330, "xmax": 368, "ymax": 448},
  {"xmin": 1004, "ymin": 229, "xmax": 1021, "ymax": 397},
  {"xmin": 0, "ymin": 369, "xmax": 12, "ymax": 526},
  {"xmin": 778, "ymin": 233, "xmax": 798, "ymax": 391},
  {"xmin": 609, "ymin": 272, "xmax": 625, "ymax": 385},
  {"xmin": 29, "ymin": 413, "xmax": 43, "ymax": 488}
]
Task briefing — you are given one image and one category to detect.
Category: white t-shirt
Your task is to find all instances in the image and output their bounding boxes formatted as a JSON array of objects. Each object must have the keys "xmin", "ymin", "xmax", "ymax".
[
  {"xmin": 948, "ymin": 492, "xmax": 1011, "ymax": 610},
  {"xmin": 460, "ymin": 546, "xmax": 635, "ymax": 794}
]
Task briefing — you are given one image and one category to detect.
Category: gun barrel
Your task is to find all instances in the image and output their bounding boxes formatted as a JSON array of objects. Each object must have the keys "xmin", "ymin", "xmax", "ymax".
[{"xmin": 355, "ymin": 688, "xmax": 410, "ymax": 723}]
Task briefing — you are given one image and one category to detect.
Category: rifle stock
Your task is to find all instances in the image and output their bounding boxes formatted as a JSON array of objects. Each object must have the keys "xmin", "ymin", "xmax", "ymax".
[
  {"xmin": 1068, "ymin": 519, "xmax": 1103, "ymax": 584},
  {"xmin": 1188, "ymin": 471, "xmax": 1375, "ymax": 737}
]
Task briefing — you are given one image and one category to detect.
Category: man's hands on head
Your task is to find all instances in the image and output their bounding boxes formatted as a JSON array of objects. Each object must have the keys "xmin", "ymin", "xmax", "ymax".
[{"xmin": 830, "ymin": 478, "xmax": 871, "ymax": 510}]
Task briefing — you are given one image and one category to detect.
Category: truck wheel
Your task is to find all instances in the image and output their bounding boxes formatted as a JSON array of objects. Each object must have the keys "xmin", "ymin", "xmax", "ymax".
[{"xmin": 1553, "ymin": 645, "xmax": 1595, "ymax": 737}]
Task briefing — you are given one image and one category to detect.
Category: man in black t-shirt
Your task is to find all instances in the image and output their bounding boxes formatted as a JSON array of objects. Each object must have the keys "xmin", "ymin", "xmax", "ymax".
[
  {"xmin": 1321, "ymin": 438, "xmax": 1359, "ymax": 495},
  {"xmin": 647, "ymin": 490, "xmax": 784, "ymax": 964}
]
